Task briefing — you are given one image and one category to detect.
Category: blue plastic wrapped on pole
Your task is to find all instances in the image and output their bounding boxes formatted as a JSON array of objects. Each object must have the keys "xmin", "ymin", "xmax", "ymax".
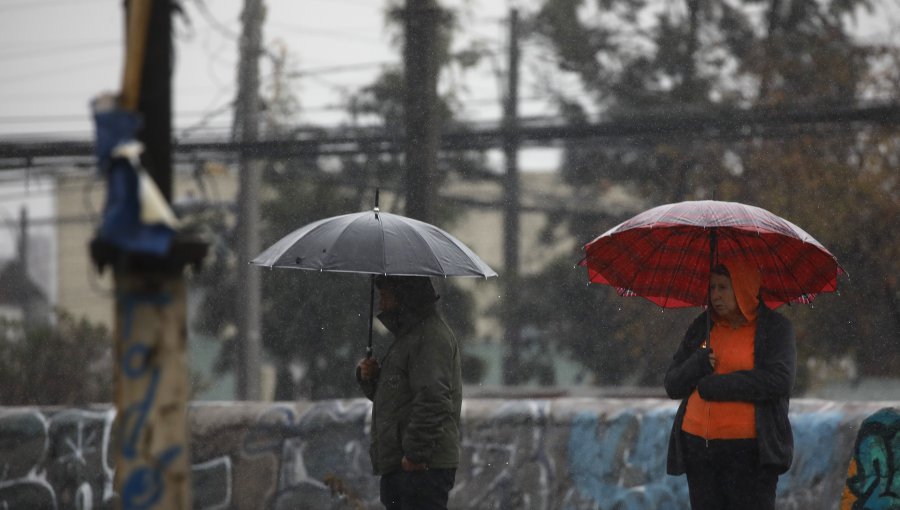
[{"xmin": 92, "ymin": 94, "xmax": 178, "ymax": 257}]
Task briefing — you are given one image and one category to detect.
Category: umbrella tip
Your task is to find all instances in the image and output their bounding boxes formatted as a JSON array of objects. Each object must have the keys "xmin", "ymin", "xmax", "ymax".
[{"xmin": 374, "ymin": 186, "xmax": 381, "ymax": 216}]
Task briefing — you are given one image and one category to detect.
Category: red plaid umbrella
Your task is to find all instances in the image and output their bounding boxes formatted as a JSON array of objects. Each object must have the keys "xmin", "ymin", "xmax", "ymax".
[{"xmin": 580, "ymin": 200, "xmax": 844, "ymax": 309}]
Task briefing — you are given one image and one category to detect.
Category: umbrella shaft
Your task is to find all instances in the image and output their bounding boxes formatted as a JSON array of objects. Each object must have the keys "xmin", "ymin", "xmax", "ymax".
[
  {"xmin": 367, "ymin": 274, "xmax": 375, "ymax": 358},
  {"xmin": 705, "ymin": 229, "xmax": 718, "ymax": 346}
]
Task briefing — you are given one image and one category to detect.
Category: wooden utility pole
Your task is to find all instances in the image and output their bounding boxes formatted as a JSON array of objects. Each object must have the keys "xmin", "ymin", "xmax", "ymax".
[
  {"xmin": 91, "ymin": 1, "xmax": 205, "ymax": 509},
  {"xmin": 502, "ymin": 9, "xmax": 522, "ymax": 385},
  {"xmin": 112, "ymin": 273, "xmax": 192, "ymax": 510},
  {"xmin": 137, "ymin": 0, "xmax": 172, "ymax": 201},
  {"xmin": 403, "ymin": 0, "xmax": 442, "ymax": 222},
  {"xmin": 117, "ymin": 0, "xmax": 193, "ymax": 501},
  {"xmin": 234, "ymin": 0, "xmax": 265, "ymax": 401}
]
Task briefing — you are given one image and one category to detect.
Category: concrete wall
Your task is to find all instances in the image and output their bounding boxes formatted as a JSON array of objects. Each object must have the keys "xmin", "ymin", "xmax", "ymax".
[{"xmin": 0, "ymin": 398, "xmax": 894, "ymax": 510}]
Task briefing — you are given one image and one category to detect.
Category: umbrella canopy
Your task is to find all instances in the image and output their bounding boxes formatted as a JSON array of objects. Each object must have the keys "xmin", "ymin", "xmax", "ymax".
[
  {"xmin": 580, "ymin": 200, "xmax": 844, "ymax": 309},
  {"xmin": 252, "ymin": 206, "xmax": 496, "ymax": 357},
  {"xmin": 251, "ymin": 209, "xmax": 497, "ymax": 278}
]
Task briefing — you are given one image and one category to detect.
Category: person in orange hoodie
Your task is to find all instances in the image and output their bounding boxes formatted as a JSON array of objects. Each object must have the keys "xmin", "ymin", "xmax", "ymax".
[{"xmin": 664, "ymin": 259, "xmax": 797, "ymax": 510}]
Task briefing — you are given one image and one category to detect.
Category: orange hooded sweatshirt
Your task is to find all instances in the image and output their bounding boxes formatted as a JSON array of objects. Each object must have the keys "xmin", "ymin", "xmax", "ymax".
[{"xmin": 682, "ymin": 258, "xmax": 761, "ymax": 440}]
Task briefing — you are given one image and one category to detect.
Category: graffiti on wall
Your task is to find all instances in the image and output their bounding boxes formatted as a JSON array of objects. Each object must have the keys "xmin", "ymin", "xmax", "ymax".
[
  {"xmin": 1, "ymin": 400, "xmax": 897, "ymax": 510},
  {"xmin": 453, "ymin": 400, "xmax": 556, "ymax": 508},
  {"xmin": 841, "ymin": 407, "xmax": 900, "ymax": 510},
  {"xmin": 0, "ymin": 401, "xmax": 374, "ymax": 510},
  {"xmin": 564, "ymin": 407, "xmax": 687, "ymax": 510},
  {"xmin": 0, "ymin": 409, "xmax": 115, "ymax": 510},
  {"xmin": 184, "ymin": 400, "xmax": 377, "ymax": 509}
]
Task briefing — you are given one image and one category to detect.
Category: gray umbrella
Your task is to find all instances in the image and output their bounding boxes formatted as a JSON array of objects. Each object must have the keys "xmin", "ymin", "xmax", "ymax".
[{"xmin": 251, "ymin": 203, "xmax": 497, "ymax": 356}]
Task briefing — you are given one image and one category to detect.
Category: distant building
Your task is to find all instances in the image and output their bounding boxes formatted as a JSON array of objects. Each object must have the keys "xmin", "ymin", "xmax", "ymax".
[
  {"xmin": 0, "ymin": 259, "xmax": 50, "ymax": 324},
  {"xmin": 0, "ymin": 180, "xmax": 56, "ymax": 326}
]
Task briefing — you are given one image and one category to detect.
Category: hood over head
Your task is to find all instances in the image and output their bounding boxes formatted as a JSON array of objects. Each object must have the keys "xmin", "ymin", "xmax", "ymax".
[
  {"xmin": 375, "ymin": 275, "xmax": 439, "ymax": 336},
  {"xmin": 374, "ymin": 275, "xmax": 439, "ymax": 311},
  {"xmin": 718, "ymin": 258, "xmax": 761, "ymax": 323}
]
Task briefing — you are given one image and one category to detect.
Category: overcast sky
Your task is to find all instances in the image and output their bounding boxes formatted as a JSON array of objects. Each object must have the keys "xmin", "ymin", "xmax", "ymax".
[
  {"xmin": 0, "ymin": 0, "xmax": 554, "ymax": 140},
  {"xmin": 0, "ymin": 0, "xmax": 559, "ymax": 277},
  {"xmin": 0, "ymin": 0, "xmax": 896, "ymax": 295},
  {"xmin": 0, "ymin": 1, "xmax": 896, "ymax": 146}
]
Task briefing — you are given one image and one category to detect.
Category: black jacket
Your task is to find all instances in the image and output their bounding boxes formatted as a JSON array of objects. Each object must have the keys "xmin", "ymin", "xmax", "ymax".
[
  {"xmin": 664, "ymin": 304, "xmax": 796, "ymax": 475},
  {"xmin": 358, "ymin": 304, "xmax": 462, "ymax": 475}
]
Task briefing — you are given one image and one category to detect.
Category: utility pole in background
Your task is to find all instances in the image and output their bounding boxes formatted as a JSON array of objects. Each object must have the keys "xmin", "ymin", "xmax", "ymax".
[
  {"xmin": 234, "ymin": 0, "xmax": 265, "ymax": 401},
  {"xmin": 17, "ymin": 206, "xmax": 39, "ymax": 326},
  {"xmin": 502, "ymin": 9, "xmax": 522, "ymax": 385},
  {"xmin": 403, "ymin": 0, "xmax": 442, "ymax": 223}
]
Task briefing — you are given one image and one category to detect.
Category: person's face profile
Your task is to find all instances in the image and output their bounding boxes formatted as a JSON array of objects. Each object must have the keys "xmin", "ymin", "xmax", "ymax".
[{"xmin": 709, "ymin": 273, "xmax": 738, "ymax": 319}]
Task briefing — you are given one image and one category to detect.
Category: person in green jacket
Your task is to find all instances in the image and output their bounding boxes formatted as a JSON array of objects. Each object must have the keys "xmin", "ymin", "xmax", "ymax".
[{"xmin": 356, "ymin": 275, "xmax": 462, "ymax": 510}]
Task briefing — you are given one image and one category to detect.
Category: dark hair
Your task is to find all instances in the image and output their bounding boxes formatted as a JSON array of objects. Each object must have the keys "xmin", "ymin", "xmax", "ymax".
[{"xmin": 710, "ymin": 264, "xmax": 730, "ymax": 278}]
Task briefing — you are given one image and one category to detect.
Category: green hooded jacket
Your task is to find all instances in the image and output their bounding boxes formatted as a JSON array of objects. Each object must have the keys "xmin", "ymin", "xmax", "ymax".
[{"xmin": 358, "ymin": 304, "xmax": 462, "ymax": 475}]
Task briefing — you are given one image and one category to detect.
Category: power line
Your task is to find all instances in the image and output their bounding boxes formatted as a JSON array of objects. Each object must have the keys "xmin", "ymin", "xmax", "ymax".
[
  {"xmin": 2, "ymin": 102, "xmax": 898, "ymax": 166},
  {"xmin": 267, "ymin": 22, "xmax": 385, "ymax": 44},
  {"xmin": 0, "ymin": 0, "xmax": 108, "ymax": 11},
  {"xmin": 178, "ymin": 101, "xmax": 234, "ymax": 139},
  {"xmin": 0, "ymin": 108, "xmax": 256, "ymax": 125},
  {"xmin": 4, "ymin": 56, "xmax": 114, "ymax": 84},
  {"xmin": 286, "ymin": 60, "xmax": 399, "ymax": 78},
  {"xmin": 190, "ymin": 0, "xmax": 239, "ymax": 40},
  {"xmin": 0, "ymin": 39, "xmax": 118, "ymax": 59},
  {"xmin": 281, "ymin": 48, "xmax": 502, "ymax": 80},
  {"xmin": 298, "ymin": 0, "xmax": 383, "ymax": 8}
]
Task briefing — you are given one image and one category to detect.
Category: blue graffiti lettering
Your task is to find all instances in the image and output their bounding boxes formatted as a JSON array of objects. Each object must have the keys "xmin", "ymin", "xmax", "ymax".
[
  {"xmin": 119, "ymin": 292, "xmax": 171, "ymax": 343},
  {"xmin": 117, "ymin": 290, "xmax": 176, "ymax": 509},
  {"xmin": 121, "ymin": 446, "xmax": 182, "ymax": 510},
  {"xmin": 119, "ymin": 367, "xmax": 160, "ymax": 460}
]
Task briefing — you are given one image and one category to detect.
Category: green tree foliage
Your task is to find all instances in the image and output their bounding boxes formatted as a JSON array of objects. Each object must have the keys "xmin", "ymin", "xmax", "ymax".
[
  {"xmin": 509, "ymin": 256, "xmax": 698, "ymax": 386},
  {"xmin": 0, "ymin": 312, "xmax": 111, "ymax": 405},
  {"xmin": 527, "ymin": 0, "xmax": 896, "ymax": 386},
  {"xmin": 730, "ymin": 133, "xmax": 900, "ymax": 378}
]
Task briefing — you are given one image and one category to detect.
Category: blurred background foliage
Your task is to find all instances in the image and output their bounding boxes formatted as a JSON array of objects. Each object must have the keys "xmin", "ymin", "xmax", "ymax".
[
  {"xmin": 517, "ymin": 0, "xmax": 899, "ymax": 389},
  {"xmin": 0, "ymin": 312, "xmax": 112, "ymax": 405},
  {"xmin": 4, "ymin": 0, "xmax": 893, "ymax": 402},
  {"xmin": 184, "ymin": 0, "xmax": 898, "ymax": 398}
]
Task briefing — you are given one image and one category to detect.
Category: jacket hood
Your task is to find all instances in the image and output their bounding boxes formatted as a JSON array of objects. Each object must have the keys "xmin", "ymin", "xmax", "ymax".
[
  {"xmin": 721, "ymin": 258, "xmax": 761, "ymax": 323},
  {"xmin": 375, "ymin": 275, "xmax": 439, "ymax": 311},
  {"xmin": 377, "ymin": 304, "xmax": 435, "ymax": 337}
]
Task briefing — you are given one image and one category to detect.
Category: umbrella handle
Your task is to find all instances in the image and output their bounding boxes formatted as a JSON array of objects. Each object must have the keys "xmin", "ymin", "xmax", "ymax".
[{"xmin": 367, "ymin": 274, "xmax": 375, "ymax": 358}]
